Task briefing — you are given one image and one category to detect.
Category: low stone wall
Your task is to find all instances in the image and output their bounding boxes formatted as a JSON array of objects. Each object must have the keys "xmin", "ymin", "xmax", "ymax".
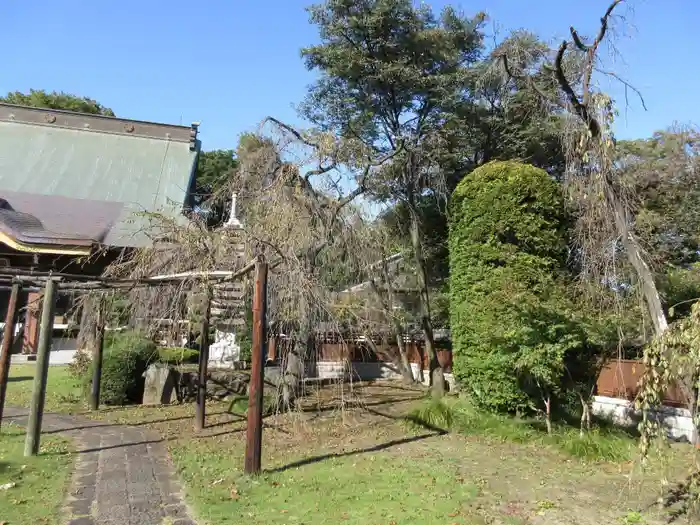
[{"xmin": 592, "ymin": 395, "xmax": 697, "ymax": 443}]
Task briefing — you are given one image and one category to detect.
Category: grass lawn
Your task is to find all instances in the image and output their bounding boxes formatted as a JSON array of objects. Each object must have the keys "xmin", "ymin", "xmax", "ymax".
[
  {"xmin": 5, "ymin": 364, "xmax": 84, "ymax": 413},
  {"xmin": 5, "ymin": 365, "xmax": 697, "ymax": 524},
  {"xmin": 0, "ymin": 424, "xmax": 73, "ymax": 525}
]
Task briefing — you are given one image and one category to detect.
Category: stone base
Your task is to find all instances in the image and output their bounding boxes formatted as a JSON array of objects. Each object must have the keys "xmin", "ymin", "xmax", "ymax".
[{"xmin": 142, "ymin": 364, "xmax": 179, "ymax": 405}]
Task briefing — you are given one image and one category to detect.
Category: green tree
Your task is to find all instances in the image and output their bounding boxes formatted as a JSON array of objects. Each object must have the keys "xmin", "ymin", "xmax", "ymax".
[
  {"xmin": 449, "ymin": 161, "xmax": 584, "ymax": 422},
  {"xmin": 614, "ymin": 128, "xmax": 700, "ymax": 321},
  {"xmin": 194, "ymin": 149, "xmax": 238, "ymax": 227},
  {"xmin": 618, "ymin": 128, "xmax": 700, "ymax": 262},
  {"xmin": 302, "ymin": 0, "xmax": 487, "ymax": 396},
  {"xmin": 0, "ymin": 89, "xmax": 115, "ymax": 116},
  {"xmin": 376, "ymin": 30, "xmax": 565, "ymax": 305}
]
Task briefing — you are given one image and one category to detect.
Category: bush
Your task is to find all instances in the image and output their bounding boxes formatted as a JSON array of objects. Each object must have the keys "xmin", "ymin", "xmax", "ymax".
[
  {"xmin": 448, "ymin": 161, "xmax": 575, "ymax": 413},
  {"xmin": 157, "ymin": 347, "xmax": 199, "ymax": 364},
  {"xmin": 69, "ymin": 348, "xmax": 91, "ymax": 379},
  {"xmin": 88, "ymin": 331, "xmax": 157, "ymax": 405}
]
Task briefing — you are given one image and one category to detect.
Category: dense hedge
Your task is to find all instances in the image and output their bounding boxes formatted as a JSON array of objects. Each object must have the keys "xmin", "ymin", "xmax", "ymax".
[
  {"xmin": 87, "ymin": 331, "xmax": 157, "ymax": 405},
  {"xmin": 449, "ymin": 161, "xmax": 577, "ymax": 413}
]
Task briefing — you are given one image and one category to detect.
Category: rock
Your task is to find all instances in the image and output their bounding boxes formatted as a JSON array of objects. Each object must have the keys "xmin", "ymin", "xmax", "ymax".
[
  {"xmin": 142, "ymin": 364, "xmax": 179, "ymax": 405},
  {"xmin": 206, "ymin": 370, "xmax": 250, "ymax": 399}
]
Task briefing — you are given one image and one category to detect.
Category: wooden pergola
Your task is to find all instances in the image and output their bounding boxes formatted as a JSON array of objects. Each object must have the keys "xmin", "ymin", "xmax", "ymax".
[{"xmin": 0, "ymin": 257, "xmax": 269, "ymax": 474}]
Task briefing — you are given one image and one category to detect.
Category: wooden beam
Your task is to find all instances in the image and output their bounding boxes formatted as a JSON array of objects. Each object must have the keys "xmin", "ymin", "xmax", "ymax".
[
  {"xmin": 24, "ymin": 278, "xmax": 57, "ymax": 456},
  {"xmin": 245, "ymin": 257, "xmax": 268, "ymax": 475},
  {"xmin": 0, "ymin": 259, "xmax": 257, "ymax": 287},
  {"xmin": 194, "ymin": 287, "xmax": 212, "ymax": 432},
  {"xmin": 0, "ymin": 281, "xmax": 21, "ymax": 429},
  {"xmin": 89, "ymin": 300, "xmax": 106, "ymax": 411}
]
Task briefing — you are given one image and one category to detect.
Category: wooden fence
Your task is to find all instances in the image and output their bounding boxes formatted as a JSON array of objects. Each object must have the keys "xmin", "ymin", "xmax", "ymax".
[
  {"xmin": 268, "ymin": 338, "xmax": 453, "ymax": 372},
  {"xmin": 595, "ymin": 359, "xmax": 688, "ymax": 408}
]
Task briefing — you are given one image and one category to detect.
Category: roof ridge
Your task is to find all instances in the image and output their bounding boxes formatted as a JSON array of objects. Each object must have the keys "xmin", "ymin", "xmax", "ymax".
[{"xmin": 0, "ymin": 103, "xmax": 199, "ymax": 148}]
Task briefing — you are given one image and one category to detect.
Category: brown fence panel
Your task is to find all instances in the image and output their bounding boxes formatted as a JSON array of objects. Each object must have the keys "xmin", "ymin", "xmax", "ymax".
[{"xmin": 596, "ymin": 359, "xmax": 688, "ymax": 408}]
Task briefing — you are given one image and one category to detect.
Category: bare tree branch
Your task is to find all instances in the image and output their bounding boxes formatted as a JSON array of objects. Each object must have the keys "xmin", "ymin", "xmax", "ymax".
[{"xmin": 595, "ymin": 68, "xmax": 648, "ymax": 111}]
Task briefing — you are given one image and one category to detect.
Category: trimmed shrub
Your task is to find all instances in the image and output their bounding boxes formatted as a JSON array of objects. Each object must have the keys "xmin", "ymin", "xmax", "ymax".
[
  {"xmin": 157, "ymin": 347, "xmax": 199, "ymax": 364},
  {"xmin": 88, "ymin": 331, "xmax": 157, "ymax": 405},
  {"xmin": 449, "ymin": 161, "xmax": 577, "ymax": 413}
]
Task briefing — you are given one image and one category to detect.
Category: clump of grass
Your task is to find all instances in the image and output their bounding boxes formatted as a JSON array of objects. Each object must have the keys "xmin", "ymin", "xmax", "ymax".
[
  {"xmin": 228, "ymin": 394, "xmax": 277, "ymax": 416},
  {"xmin": 406, "ymin": 396, "xmax": 634, "ymax": 462},
  {"xmin": 405, "ymin": 397, "xmax": 455, "ymax": 431},
  {"xmin": 555, "ymin": 427, "xmax": 633, "ymax": 462}
]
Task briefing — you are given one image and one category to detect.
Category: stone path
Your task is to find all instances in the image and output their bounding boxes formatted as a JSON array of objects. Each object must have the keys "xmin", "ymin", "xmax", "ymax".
[{"xmin": 3, "ymin": 407, "xmax": 197, "ymax": 525}]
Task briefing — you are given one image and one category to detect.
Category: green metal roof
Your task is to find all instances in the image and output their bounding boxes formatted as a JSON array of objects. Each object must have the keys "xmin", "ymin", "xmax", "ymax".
[{"xmin": 0, "ymin": 104, "xmax": 199, "ymax": 247}]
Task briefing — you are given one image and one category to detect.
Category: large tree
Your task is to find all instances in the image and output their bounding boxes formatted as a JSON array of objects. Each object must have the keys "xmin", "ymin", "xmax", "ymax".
[
  {"xmin": 301, "ymin": 0, "xmax": 488, "ymax": 395},
  {"xmin": 0, "ymin": 89, "xmax": 115, "ymax": 116},
  {"xmin": 376, "ymin": 29, "xmax": 565, "ymax": 313}
]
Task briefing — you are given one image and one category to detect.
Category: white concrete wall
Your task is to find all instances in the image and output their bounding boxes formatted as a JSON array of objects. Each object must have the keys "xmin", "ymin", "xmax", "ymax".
[
  {"xmin": 316, "ymin": 360, "xmax": 349, "ymax": 380},
  {"xmin": 592, "ymin": 395, "xmax": 697, "ymax": 443},
  {"xmin": 52, "ymin": 337, "xmax": 78, "ymax": 352},
  {"xmin": 315, "ymin": 360, "xmax": 456, "ymax": 391}
]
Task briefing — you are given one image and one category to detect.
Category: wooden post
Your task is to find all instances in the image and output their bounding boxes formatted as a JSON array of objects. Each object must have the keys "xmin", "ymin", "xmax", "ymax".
[
  {"xmin": 89, "ymin": 299, "xmax": 105, "ymax": 411},
  {"xmin": 0, "ymin": 281, "xmax": 21, "ymax": 429},
  {"xmin": 194, "ymin": 286, "xmax": 211, "ymax": 432},
  {"xmin": 24, "ymin": 278, "xmax": 57, "ymax": 456},
  {"xmin": 245, "ymin": 257, "xmax": 268, "ymax": 475}
]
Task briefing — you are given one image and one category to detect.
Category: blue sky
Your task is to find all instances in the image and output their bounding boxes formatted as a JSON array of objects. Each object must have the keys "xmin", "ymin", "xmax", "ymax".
[{"xmin": 3, "ymin": 0, "xmax": 697, "ymax": 151}]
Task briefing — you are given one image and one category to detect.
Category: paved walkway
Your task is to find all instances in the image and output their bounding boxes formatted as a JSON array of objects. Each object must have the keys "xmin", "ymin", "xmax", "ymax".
[{"xmin": 3, "ymin": 407, "xmax": 197, "ymax": 525}]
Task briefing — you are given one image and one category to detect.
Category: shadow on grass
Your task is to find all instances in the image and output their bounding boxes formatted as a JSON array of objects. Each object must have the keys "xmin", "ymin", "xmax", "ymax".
[
  {"xmin": 365, "ymin": 382, "xmax": 428, "ymax": 393},
  {"xmin": 41, "ymin": 410, "xmax": 231, "ymax": 434},
  {"xmin": 7, "ymin": 376, "xmax": 32, "ymax": 382},
  {"xmin": 74, "ymin": 438, "xmax": 169, "ymax": 454},
  {"xmin": 266, "ymin": 431, "xmax": 446, "ymax": 474},
  {"xmin": 656, "ymin": 471, "xmax": 700, "ymax": 523},
  {"xmin": 299, "ymin": 395, "xmax": 424, "ymax": 414}
]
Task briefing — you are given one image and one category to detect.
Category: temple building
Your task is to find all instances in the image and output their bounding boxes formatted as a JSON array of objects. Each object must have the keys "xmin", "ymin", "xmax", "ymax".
[{"xmin": 0, "ymin": 103, "xmax": 201, "ymax": 356}]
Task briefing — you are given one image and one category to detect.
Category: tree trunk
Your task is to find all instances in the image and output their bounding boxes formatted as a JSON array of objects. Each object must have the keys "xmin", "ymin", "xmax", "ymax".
[
  {"xmin": 280, "ymin": 328, "xmax": 309, "ymax": 410},
  {"xmin": 605, "ymin": 184, "xmax": 668, "ymax": 335},
  {"xmin": 415, "ymin": 344, "xmax": 425, "ymax": 383},
  {"xmin": 77, "ymin": 294, "xmax": 98, "ymax": 353},
  {"xmin": 368, "ymin": 277, "xmax": 414, "ymax": 383},
  {"xmin": 394, "ymin": 330, "xmax": 414, "ymax": 384},
  {"xmin": 579, "ymin": 393, "xmax": 591, "ymax": 437},
  {"xmin": 408, "ymin": 208, "xmax": 445, "ymax": 397},
  {"xmin": 544, "ymin": 395, "xmax": 552, "ymax": 435}
]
